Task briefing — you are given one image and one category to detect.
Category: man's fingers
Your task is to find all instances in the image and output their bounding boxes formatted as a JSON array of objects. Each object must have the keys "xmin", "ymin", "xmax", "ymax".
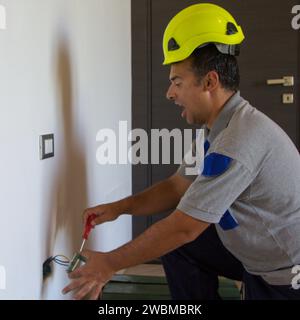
[
  {"xmin": 73, "ymin": 281, "xmax": 97, "ymax": 300},
  {"xmin": 62, "ymin": 278, "xmax": 85, "ymax": 295},
  {"xmin": 82, "ymin": 209, "xmax": 90, "ymax": 223},
  {"xmin": 93, "ymin": 214, "xmax": 106, "ymax": 226},
  {"xmin": 82, "ymin": 209, "xmax": 99, "ymax": 224},
  {"xmin": 89, "ymin": 213, "xmax": 100, "ymax": 226},
  {"xmin": 68, "ymin": 264, "xmax": 85, "ymax": 279},
  {"xmin": 90, "ymin": 284, "xmax": 104, "ymax": 300}
]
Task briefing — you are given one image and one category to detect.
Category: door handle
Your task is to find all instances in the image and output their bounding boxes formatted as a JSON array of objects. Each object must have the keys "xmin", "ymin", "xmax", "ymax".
[{"xmin": 267, "ymin": 76, "xmax": 294, "ymax": 86}]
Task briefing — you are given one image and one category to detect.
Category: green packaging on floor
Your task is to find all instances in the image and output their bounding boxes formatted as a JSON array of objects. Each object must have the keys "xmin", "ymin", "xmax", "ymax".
[{"xmin": 102, "ymin": 274, "xmax": 241, "ymax": 300}]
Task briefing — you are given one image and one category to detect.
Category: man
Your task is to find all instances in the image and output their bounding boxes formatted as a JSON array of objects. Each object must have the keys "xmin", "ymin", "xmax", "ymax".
[{"xmin": 63, "ymin": 4, "xmax": 300, "ymax": 300}]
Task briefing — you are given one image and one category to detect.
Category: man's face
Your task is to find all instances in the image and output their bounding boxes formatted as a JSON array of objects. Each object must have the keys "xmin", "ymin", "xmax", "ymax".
[{"xmin": 166, "ymin": 58, "xmax": 211, "ymax": 125}]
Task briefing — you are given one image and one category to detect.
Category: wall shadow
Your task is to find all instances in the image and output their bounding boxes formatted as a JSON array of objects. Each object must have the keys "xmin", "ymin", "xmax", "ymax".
[{"xmin": 41, "ymin": 28, "xmax": 88, "ymax": 299}]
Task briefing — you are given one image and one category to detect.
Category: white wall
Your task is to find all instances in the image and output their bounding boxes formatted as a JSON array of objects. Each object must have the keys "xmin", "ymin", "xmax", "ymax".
[{"xmin": 0, "ymin": 0, "xmax": 132, "ymax": 299}]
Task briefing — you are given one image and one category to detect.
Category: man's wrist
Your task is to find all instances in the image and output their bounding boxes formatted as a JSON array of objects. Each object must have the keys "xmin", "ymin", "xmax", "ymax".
[
  {"xmin": 115, "ymin": 197, "xmax": 133, "ymax": 215},
  {"xmin": 104, "ymin": 250, "xmax": 124, "ymax": 274}
]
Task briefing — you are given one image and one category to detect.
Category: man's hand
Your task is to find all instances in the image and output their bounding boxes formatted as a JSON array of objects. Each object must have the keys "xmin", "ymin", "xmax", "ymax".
[
  {"xmin": 83, "ymin": 202, "xmax": 123, "ymax": 227},
  {"xmin": 62, "ymin": 250, "xmax": 115, "ymax": 300}
]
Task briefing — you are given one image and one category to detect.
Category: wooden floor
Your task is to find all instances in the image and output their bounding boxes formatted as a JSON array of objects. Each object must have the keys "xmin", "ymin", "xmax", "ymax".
[
  {"xmin": 117, "ymin": 264, "xmax": 241, "ymax": 291},
  {"xmin": 117, "ymin": 264, "xmax": 165, "ymax": 277},
  {"xmin": 102, "ymin": 264, "xmax": 242, "ymax": 300}
]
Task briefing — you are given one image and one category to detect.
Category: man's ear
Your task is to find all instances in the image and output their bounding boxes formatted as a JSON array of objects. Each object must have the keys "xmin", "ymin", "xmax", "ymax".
[{"xmin": 203, "ymin": 71, "xmax": 219, "ymax": 91}]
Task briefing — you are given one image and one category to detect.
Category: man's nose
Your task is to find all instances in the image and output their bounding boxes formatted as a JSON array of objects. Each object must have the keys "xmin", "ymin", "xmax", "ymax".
[{"xmin": 166, "ymin": 85, "xmax": 175, "ymax": 101}]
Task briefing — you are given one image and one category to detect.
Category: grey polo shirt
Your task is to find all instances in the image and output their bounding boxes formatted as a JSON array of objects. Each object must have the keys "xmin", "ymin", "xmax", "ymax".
[{"xmin": 177, "ymin": 91, "xmax": 300, "ymax": 285}]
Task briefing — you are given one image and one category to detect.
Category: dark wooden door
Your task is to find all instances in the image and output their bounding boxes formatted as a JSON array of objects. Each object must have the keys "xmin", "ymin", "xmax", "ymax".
[{"xmin": 132, "ymin": 0, "xmax": 300, "ymax": 237}]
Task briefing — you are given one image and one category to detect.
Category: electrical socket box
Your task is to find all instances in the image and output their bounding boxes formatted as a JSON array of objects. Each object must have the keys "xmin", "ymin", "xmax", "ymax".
[
  {"xmin": 67, "ymin": 253, "xmax": 86, "ymax": 273},
  {"xmin": 43, "ymin": 257, "xmax": 53, "ymax": 279}
]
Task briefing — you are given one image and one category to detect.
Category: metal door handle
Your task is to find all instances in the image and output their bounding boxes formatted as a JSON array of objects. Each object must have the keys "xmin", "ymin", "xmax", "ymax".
[{"xmin": 267, "ymin": 76, "xmax": 294, "ymax": 86}]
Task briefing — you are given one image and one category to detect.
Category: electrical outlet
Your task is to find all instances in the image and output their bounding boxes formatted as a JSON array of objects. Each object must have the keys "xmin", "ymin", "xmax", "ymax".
[{"xmin": 39, "ymin": 134, "xmax": 54, "ymax": 160}]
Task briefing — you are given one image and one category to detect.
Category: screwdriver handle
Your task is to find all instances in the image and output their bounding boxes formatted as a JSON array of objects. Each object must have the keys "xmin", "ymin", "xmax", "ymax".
[{"xmin": 83, "ymin": 213, "xmax": 97, "ymax": 240}]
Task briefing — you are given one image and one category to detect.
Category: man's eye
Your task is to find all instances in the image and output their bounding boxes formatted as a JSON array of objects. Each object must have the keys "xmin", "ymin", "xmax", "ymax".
[{"xmin": 175, "ymin": 83, "xmax": 181, "ymax": 87}]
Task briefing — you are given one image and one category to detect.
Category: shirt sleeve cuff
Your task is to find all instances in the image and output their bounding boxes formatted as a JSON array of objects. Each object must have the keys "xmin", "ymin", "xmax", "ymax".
[
  {"xmin": 176, "ymin": 165, "xmax": 197, "ymax": 180},
  {"xmin": 177, "ymin": 201, "xmax": 221, "ymax": 224}
]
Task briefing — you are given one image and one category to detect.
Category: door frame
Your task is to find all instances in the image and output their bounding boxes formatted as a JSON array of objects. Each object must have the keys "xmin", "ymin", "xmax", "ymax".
[{"xmin": 132, "ymin": 0, "xmax": 153, "ymax": 238}]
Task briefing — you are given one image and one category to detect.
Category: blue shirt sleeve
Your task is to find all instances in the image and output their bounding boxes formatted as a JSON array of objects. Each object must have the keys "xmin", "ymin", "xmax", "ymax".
[{"xmin": 177, "ymin": 154, "xmax": 254, "ymax": 225}]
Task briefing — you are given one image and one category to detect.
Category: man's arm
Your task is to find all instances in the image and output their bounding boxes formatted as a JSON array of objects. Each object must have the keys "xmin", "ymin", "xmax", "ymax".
[
  {"xmin": 108, "ymin": 209, "xmax": 209, "ymax": 269},
  {"xmin": 124, "ymin": 173, "xmax": 193, "ymax": 216},
  {"xmin": 84, "ymin": 173, "xmax": 193, "ymax": 225},
  {"xmin": 63, "ymin": 209, "xmax": 209, "ymax": 299}
]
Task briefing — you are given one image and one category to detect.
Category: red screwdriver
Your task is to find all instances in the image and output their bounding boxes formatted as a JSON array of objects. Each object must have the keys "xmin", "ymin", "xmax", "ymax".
[{"xmin": 79, "ymin": 213, "xmax": 97, "ymax": 253}]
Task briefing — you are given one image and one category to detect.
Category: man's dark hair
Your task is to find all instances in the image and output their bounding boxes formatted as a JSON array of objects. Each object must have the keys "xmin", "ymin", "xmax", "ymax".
[{"xmin": 190, "ymin": 44, "xmax": 240, "ymax": 91}]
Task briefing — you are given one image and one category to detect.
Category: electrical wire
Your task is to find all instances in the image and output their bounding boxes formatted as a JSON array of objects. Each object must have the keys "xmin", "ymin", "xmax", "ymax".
[
  {"xmin": 53, "ymin": 254, "xmax": 70, "ymax": 262},
  {"xmin": 51, "ymin": 255, "xmax": 70, "ymax": 267},
  {"xmin": 43, "ymin": 254, "xmax": 71, "ymax": 278},
  {"xmin": 53, "ymin": 255, "xmax": 70, "ymax": 264}
]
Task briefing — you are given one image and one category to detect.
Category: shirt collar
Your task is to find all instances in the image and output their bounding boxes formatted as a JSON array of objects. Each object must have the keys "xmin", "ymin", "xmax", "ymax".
[{"xmin": 205, "ymin": 91, "xmax": 244, "ymax": 143}]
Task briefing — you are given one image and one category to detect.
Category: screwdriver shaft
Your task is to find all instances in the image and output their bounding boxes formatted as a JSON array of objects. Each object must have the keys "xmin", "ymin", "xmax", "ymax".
[{"xmin": 79, "ymin": 239, "xmax": 86, "ymax": 253}]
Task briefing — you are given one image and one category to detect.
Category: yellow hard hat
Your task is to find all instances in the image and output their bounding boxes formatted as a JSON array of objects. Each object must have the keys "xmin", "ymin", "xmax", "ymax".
[{"xmin": 163, "ymin": 3, "xmax": 245, "ymax": 65}]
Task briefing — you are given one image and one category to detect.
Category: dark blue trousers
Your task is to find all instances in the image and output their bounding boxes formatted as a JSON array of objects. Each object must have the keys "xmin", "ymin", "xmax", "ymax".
[{"xmin": 161, "ymin": 225, "xmax": 300, "ymax": 300}]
